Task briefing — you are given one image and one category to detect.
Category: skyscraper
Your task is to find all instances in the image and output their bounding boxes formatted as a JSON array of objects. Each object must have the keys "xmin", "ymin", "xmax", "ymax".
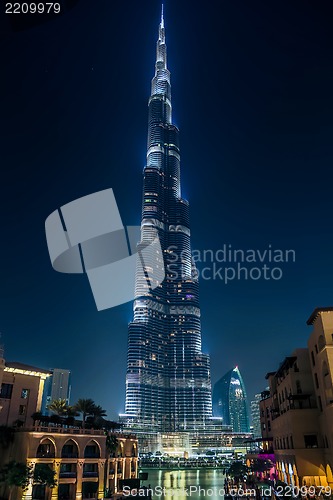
[
  {"xmin": 122, "ymin": 7, "xmax": 212, "ymax": 434},
  {"xmin": 213, "ymin": 367, "xmax": 250, "ymax": 433},
  {"xmin": 42, "ymin": 368, "xmax": 71, "ymax": 415},
  {"xmin": 250, "ymin": 393, "xmax": 262, "ymax": 438}
]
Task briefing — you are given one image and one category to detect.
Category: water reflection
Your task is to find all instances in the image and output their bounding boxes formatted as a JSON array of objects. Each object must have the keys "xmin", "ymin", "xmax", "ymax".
[{"xmin": 141, "ymin": 468, "xmax": 226, "ymax": 500}]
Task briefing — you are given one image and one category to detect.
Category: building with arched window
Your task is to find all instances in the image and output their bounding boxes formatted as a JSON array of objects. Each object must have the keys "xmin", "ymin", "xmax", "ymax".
[
  {"xmin": 307, "ymin": 307, "xmax": 333, "ymax": 487},
  {"xmin": 254, "ymin": 308, "xmax": 333, "ymax": 488},
  {"xmin": 0, "ymin": 426, "xmax": 138, "ymax": 500}
]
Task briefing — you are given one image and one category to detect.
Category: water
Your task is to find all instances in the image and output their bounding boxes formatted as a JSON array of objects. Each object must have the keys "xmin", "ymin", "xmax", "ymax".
[{"xmin": 140, "ymin": 468, "xmax": 226, "ymax": 500}]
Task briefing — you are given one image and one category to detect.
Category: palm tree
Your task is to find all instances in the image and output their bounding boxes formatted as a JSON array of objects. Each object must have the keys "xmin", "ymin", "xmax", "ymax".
[
  {"xmin": 74, "ymin": 399, "xmax": 95, "ymax": 428},
  {"xmin": 91, "ymin": 405, "xmax": 107, "ymax": 418},
  {"xmin": 66, "ymin": 406, "xmax": 79, "ymax": 417},
  {"xmin": 47, "ymin": 399, "xmax": 68, "ymax": 416},
  {"xmin": 64, "ymin": 406, "xmax": 79, "ymax": 427}
]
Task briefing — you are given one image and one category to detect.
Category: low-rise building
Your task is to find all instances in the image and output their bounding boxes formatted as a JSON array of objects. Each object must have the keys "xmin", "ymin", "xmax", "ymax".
[
  {"xmin": 0, "ymin": 347, "xmax": 52, "ymax": 427},
  {"xmin": 259, "ymin": 309, "xmax": 333, "ymax": 489},
  {"xmin": 0, "ymin": 349, "xmax": 139, "ymax": 499},
  {"xmin": 264, "ymin": 348, "xmax": 325, "ymax": 487},
  {"xmin": 307, "ymin": 307, "xmax": 333, "ymax": 486},
  {"xmin": 2, "ymin": 426, "xmax": 138, "ymax": 500}
]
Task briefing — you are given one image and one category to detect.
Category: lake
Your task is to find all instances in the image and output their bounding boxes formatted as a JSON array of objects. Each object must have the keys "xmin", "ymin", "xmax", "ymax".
[{"xmin": 139, "ymin": 468, "xmax": 227, "ymax": 500}]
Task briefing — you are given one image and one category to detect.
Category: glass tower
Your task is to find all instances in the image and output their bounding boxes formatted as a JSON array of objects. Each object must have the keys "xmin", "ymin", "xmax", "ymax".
[
  {"xmin": 212, "ymin": 367, "xmax": 250, "ymax": 433},
  {"xmin": 123, "ymin": 8, "xmax": 212, "ymax": 433}
]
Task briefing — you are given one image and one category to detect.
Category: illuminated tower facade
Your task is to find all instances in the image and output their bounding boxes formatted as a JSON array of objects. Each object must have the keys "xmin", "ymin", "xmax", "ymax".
[
  {"xmin": 213, "ymin": 367, "xmax": 250, "ymax": 433},
  {"xmin": 123, "ymin": 8, "xmax": 212, "ymax": 433}
]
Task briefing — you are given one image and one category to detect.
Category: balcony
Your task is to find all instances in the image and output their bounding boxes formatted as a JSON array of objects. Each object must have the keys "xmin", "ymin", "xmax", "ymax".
[
  {"xmin": 59, "ymin": 472, "xmax": 77, "ymax": 478},
  {"xmin": 16, "ymin": 426, "xmax": 106, "ymax": 435},
  {"xmin": 83, "ymin": 472, "xmax": 98, "ymax": 478},
  {"xmin": 287, "ymin": 393, "xmax": 316, "ymax": 410}
]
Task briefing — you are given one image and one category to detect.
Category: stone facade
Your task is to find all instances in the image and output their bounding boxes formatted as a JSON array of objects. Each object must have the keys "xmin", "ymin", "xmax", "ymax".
[{"xmin": 1, "ymin": 426, "xmax": 138, "ymax": 500}]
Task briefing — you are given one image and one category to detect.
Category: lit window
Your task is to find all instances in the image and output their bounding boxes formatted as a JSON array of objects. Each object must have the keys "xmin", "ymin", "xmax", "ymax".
[{"xmin": 21, "ymin": 389, "xmax": 30, "ymax": 399}]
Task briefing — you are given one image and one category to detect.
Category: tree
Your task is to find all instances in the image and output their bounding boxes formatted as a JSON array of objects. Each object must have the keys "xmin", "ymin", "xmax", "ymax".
[
  {"xmin": 106, "ymin": 434, "xmax": 118, "ymax": 457},
  {"xmin": 0, "ymin": 461, "xmax": 57, "ymax": 500},
  {"xmin": 104, "ymin": 421, "xmax": 122, "ymax": 432},
  {"xmin": 49, "ymin": 415, "xmax": 61, "ymax": 426},
  {"xmin": 33, "ymin": 463, "xmax": 57, "ymax": 488},
  {"xmin": 74, "ymin": 399, "xmax": 96, "ymax": 428},
  {"xmin": 31, "ymin": 412, "xmax": 43, "ymax": 426},
  {"xmin": 0, "ymin": 461, "xmax": 31, "ymax": 500},
  {"xmin": 47, "ymin": 399, "xmax": 68, "ymax": 416},
  {"xmin": 227, "ymin": 461, "xmax": 249, "ymax": 481},
  {"xmin": 251, "ymin": 458, "xmax": 274, "ymax": 474},
  {"xmin": 39, "ymin": 415, "xmax": 51, "ymax": 426},
  {"xmin": 62, "ymin": 406, "xmax": 79, "ymax": 427},
  {"xmin": 66, "ymin": 406, "xmax": 79, "ymax": 418},
  {"xmin": 91, "ymin": 405, "xmax": 107, "ymax": 419}
]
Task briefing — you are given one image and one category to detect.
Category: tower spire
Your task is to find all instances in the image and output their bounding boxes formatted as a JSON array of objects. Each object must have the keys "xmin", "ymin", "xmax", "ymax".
[{"xmin": 153, "ymin": 3, "xmax": 168, "ymax": 96}]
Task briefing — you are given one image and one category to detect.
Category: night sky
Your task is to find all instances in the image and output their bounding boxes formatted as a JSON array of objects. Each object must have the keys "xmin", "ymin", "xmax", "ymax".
[{"xmin": 2, "ymin": 0, "xmax": 333, "ymax": 420}]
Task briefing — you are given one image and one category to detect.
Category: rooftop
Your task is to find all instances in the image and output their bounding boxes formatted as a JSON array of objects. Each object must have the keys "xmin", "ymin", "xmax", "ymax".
[
  {"xmin": 15, "ymin": 426, "xmax": 137, "ymax": 439},
  {"xmin": 275, "ymin": 356, "xmax": 297, "ymax": 378},
  {"xmin": 306, "ymin": 307, "xmax": 333, "ymax": 326},
  {"xmin": 5, "ymin": 361, "xmax": 52, "ymax": 377}
]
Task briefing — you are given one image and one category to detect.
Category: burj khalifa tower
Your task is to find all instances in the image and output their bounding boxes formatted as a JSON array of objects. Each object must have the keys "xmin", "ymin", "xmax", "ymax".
[{"xmin": 123, "ymin": 7, "xmax": 212, "ymax": 435}]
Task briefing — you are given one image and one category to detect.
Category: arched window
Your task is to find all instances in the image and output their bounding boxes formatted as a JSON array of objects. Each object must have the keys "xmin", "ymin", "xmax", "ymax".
[
  {"xmin": 318, "ymin": 335, "xmax": 326, "ymax": 351},
  {"xmin": 322, "ymin": 361, "xmax": 333, "ymax": 405},
  {"xmin": 84, "ymin": 440, "xmax": 100, "ymax": 458},
  {"xmin": 36, "ymin": 439, "xmax": 55, "ymax": 458},
  {"xmin": 61, "ymin": 439, "xmax": 79, "ymax": 458}
]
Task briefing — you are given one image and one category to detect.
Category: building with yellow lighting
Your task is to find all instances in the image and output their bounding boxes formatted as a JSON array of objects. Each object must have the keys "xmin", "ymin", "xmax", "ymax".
[
  {"xmin": 256, "ymin": 307, "xmax": 333, "ymax": 488},
  {"xmin": 0, "ymin": 346, "xmax": 52, "ymax": 427},
  {"xmin": 307, "ymin": 307, "xmax": 333, "ymax": 486},
  {"xmin": 2, "ymin": 426, "xmax": 138, "ymax": 500},
  {"xmin": 0, "ymin": 348, "xmax": 139, "ymax": 500}
]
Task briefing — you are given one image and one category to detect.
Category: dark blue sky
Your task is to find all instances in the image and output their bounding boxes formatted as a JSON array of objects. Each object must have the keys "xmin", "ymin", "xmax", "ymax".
[{"xmin": 2, "ymin": 0, "xmax": 333, "ymax": 420}]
